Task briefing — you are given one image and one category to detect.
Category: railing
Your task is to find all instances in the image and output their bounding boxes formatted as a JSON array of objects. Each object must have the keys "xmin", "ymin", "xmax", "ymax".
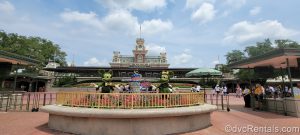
[
  {"xmin": 205, "ymin": 93, "xmax": 230, "ymax": 111},
  {"xmin": 56, "ymin": 92, "xmax": 204, "ymax": 109},
  {"xmin": 0, "ymin": 92, "xmax": 56, "ymax": 112}
]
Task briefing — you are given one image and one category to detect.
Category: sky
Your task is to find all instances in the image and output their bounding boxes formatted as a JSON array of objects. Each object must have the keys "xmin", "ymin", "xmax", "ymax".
[{"xmin": 0, "ymin": 0, "xmax": 300, "ymax": 68}]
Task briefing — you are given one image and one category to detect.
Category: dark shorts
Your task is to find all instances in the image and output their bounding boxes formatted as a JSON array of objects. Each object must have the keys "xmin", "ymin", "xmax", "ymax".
[
  {"xmin": 216, "ymin": 91, "xmax": 220, "ymax": 94},
  {"xmin": 255, "ymin": 94, "xmax": 263, "ymax": 101}
]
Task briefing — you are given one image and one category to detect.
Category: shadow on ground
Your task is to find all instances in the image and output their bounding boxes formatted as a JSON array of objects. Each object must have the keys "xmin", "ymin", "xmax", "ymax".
[{"xmin": 35, "ymin": 123, "xmax": 75, "ymax": 135}]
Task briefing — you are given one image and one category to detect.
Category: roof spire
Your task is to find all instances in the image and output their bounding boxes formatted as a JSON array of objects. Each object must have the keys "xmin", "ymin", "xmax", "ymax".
[{"xmin": 139, "ymin": 24, "xmax": 142, "ymax": 39}]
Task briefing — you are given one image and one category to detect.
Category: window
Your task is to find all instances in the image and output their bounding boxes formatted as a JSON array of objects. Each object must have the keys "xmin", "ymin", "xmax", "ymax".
[{"xmin": 137, "ymin": 55, "xmax": 143, "ymax": 63}]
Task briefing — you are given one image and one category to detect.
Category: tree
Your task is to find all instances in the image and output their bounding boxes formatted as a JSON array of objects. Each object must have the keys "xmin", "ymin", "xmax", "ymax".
[
  {"xmin": 244, "ymin": 39, "xmax": 274, "ymax": 57},
  {"xmin": 275, "ymin": 39, "xmax": 300, "ymax": 49},
  {"xmin": 225, "ymin": 50, "xmax": 246, "ymax": 64},
  {"xmin": 0, "ymin": 30, "xmax": 67, "ymax": 73}
]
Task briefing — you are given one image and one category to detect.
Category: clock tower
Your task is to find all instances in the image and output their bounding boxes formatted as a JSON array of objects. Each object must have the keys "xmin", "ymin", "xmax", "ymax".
[{"xmin": 133, "ymin": 38, "xmax": 148, "ymax": 63}]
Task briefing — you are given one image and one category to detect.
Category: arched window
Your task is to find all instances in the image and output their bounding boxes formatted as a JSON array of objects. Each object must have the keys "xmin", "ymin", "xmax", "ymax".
[{"xmin": 137, "ymin": 55, "xmax": 143, "ymax": 63}]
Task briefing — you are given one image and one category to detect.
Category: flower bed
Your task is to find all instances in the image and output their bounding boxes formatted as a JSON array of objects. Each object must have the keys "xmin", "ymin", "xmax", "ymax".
[{"xmin": 56, "ymin": 92, "xmax": 204, "ymax": 109}]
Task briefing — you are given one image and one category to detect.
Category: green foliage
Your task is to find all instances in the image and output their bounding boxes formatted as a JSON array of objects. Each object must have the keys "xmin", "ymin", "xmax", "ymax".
[
  {"xmin": 275, "ymin": 39, "xmax": 300, "ymax": 49},
  {"xmin": 226, "ymin": 50, "xmax": 246, "ymax": 64},
  {"xmin": 160, "ymin": 71, "xmax": 173, "ymax": 83},
  {"xmin": 219, "ymin": 65, "xmax": 231, "ymax": 73},
  {"xmin": 244, "ymin": 39, "xmax": 274, "ymax": 57},
  {"xmin": 0, "ymin": 30, "xmax": 67, "ymax": 73},
  {"xmin": 54, "ymin": 76, "xmax": 77, "ymax": 87}
]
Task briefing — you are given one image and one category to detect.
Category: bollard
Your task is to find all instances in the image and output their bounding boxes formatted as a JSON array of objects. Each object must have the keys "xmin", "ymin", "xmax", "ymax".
[
  {"xmin": 26, "ymin": 93, "xmax": 31, "ymax": 111},
  {"xmin": 20, "ymin": 93, "xmax": 24, "ymax": 111},
  {"xmin": 5, "ymin": 94, "xmax": 10, "ymax": 112},
  {"xmin": 226, "ymin": 95, "xmax": 230, "ymax": 112},
  {"xmin": 221, "ymin": 95, "xmax": 224, "ymax": 110},
  {"xmin": 43, "ymin": 93, "xmax": 46, "ymax": 106}
]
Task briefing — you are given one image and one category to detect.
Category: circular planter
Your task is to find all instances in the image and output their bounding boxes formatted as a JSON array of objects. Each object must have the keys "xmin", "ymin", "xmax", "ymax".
[{"xmin": 41, "ymin": 104, "xmax": 217, "ymax": 135}]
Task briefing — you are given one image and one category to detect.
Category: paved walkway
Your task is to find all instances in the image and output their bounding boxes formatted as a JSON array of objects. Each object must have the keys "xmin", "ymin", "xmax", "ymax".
[{"xmin": 0, "ymin": 96, "xmax": 299, "ymax": 135}]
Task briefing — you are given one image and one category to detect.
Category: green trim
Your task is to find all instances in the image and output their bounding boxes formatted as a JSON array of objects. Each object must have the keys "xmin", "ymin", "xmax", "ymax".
[
  {"xmin": 227, "ymin": 48, "xmax": 300, "ymax": 69},
  {"xmin": 0, "ymin": 50, "xmax": 40, "ymax": 65}
]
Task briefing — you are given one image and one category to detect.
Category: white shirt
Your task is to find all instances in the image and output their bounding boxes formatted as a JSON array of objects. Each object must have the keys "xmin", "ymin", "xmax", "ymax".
[
  {"xmin": 243, "ymin": 88, "xmax": 249, "ymax": 94},
  {"xmin": 269, "ymin": 86, "xmax": 275, "ymax": 93},
  {"xmin": 293, "ymin": 87, "xmax": 300, "ymax": 96},
  {"xmin": 223, "ymin": 86, "xmax": 227, "ymax": 92},
  {"xmin": 215, "ymin": 86, "xmax": 220, "ymax": 92},
  {"xmin": 196, "ymin": 85, "xmax": 201, "ymax": 92}
]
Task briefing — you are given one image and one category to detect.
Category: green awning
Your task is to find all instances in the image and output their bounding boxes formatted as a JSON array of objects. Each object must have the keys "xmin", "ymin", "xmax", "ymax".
[{"xmin": 185, "ymin": 68, "xmax": 222, "ymax": 77}]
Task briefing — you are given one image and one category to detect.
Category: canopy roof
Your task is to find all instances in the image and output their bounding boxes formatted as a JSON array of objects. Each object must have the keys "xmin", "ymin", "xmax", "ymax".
[
  {"xmin": 0, "ymin": 50, "xmax": 39, "ymax": 65},
  {"xmin": 185, "ymin": 68, "xmax": 222, "ymax": 77},
  {"xmin": 228, "ymin": 48, "xmax": 300, "ymax": 69}
]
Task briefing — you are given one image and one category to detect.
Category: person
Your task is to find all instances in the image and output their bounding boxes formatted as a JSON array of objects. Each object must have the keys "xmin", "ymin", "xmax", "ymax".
[
  {"xmin": 148, "ymin": 85, "xmax": 153, "ymax": 91},
  {"xmin": 196, "ymin": 84, "xmax": 201, "ymax": 92},
  {"xmin": 125, "ymin": 84, "xmax": 130, "ymax": 92},
  {"xmin": 96, "ymin": 86, "xmax": 100, "ymax": 92},
  {"xmin": 214, "ymin": 84, "xmax": 220, "ymax": 95},
  {"xmin": 243, "ymin": 87, "xmax": 251, "ymax": 108},
  {"xmin": 254, "ymin": 84, "xmax": 264, "ymax": 110},
  {"xmin": 268, "ymin": 85, "xmax": 275, "ymax": 98},
  {"xmin": 191, "ymin": 85, "xmax": 197, "ymax": 92},
  {"xmin": 284, "ymin": 86, "xmax": 290, "ymax": 97},
  {"xmin": 236, "ymin": 85, "xmax": 242, "ymax": 98},
  {"xmin": 117, "ymin": 84, "xmax": 125, "ymax": 92},
  {"xmin": 152, "ymin": 85, "xmax": 157, "ymax": 92},
  {"xmin": 293, "ymin": 83, "xmax": 300, "ymax": 97},
  {"xmin": 223, "ymin": 85, "xmax": 228, "ymax": 96}
]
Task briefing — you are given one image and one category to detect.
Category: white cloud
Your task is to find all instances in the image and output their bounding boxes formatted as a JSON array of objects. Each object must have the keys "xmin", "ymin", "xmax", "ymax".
[
  {"xmin": 60, "ymin": 10, "xmax": 103, "ymax": 29},
  {"xmin": 224, "ymin": 20, "xmax": 298, "ymax": 44},
  {"xmin": 191, "ymin": 2, "xmax": 216, "ymax": 23},
  {"xmin": 146, "ymin": 44, "xmax": 166, "ymax": 56},
  {"xmin": 96, "ymin": 0, "xmax": 167, "ymax": 12},
  {"xmin": 0, "ymin": 1, "xmax": 15, "ymax": 14},
  {"xmin": 102, "ymin": 9, "xmax": 138, "ymax": 34},
  {"xmin": 224, "ymin": 0, "xmax": 246, "ymax": 9},
  {"xmin": 185, "ymin": 0, "xmax": 215, "ymax": 9},
  {"xmin": 84, "ymin": 57, "xmax": 108, "ymax": 66},
  {"xmin": 249, "ymin": 6, "xmax": 261, "ymax": 16},
  {"xmin": 173, "ymin": 49, "xmax": 193, "ymax": 66},
  {"xmin": 142, "ymin": 19, "xmax": 173, "ymax": 35},
  {"xmin": 60, "ymin": 9, "xmax": 172, "ymax": 36}
]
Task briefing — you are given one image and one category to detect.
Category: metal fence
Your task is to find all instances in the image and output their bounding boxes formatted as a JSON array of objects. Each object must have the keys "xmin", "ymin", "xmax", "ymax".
[
  {"xmin": 56, "ymin": 92, "xmax": 205, "ymax": 109},
  {"xmin": 0, "ymin": 91, "xmax": 56, "ymax": 112},
  {"xmin": 0, "ymin": 91, "xmax": 229, "ymax": 111},
  {"xmin": 205, "ymin": 93, "xmax": 230, "ymax": 111}
]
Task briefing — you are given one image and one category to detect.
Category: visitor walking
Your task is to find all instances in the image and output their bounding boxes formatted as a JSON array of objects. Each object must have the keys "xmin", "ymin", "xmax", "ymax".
[
  {"xmin": 236, "ymin": 85, "xmax": 242, "ymax": 98},
  {"xmin": 243, "ymin": 87, "xmax": 251, "ymax": 108},
  {"xmin": 214, "ymin": 84, "xmax": 220, "ymax": 96}
]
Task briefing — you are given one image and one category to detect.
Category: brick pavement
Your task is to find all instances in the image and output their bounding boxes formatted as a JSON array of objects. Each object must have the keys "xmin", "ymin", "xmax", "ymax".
[{"xmin": 0, "ymin": 96, "xmax": 299, "ymax": 135}]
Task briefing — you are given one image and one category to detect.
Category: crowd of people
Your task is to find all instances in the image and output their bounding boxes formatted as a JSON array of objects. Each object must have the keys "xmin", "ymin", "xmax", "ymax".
[
  {"xmin": 235, "ymin": 83, "xmax": 299, "ymax": 110},
  {"xmin": 210, "ymin": 82, "xmax": 300, "ymax": 110},
  {"xmin": 212, "ymin": 84, "xmax": 228, "ymax": 96},
  {"xmin": 96, "ymin": 83, "xmax": 163, "ymax": 93}
]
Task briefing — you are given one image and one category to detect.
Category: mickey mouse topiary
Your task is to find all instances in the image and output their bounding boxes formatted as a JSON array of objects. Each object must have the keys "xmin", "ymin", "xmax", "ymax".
[
  {"xmin": 158, "ymin": 71, "xmax": 174, "ymax": 93},
  {"xmin": 98, "ymin": 70, "xmax": 114, "ymax": 93}
]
